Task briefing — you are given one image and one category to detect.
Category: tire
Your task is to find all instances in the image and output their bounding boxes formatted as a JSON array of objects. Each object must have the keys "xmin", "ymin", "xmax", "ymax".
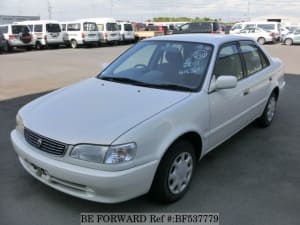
[
  {"xmin": 26, "ymin": 46, "xmax": 33, "ymax": 51},
  {"xmin": 284, "ymin": 38, "xmax": 293, "ymax": 46},
  {"xmin": 150, "ymin": 140, "xmax": 196, "ymax": 203},
  {"xmin": 257, "ymin": 92, "xmax": 277, "ymax": 127},
  {"xmin": 35, "ymin": 42, "xmax": 43, "ymax": 50},
  {"xmin": 257, "ymin": 37, "xmax": 266, "ymax": 45},
  {"xmin": 2, "ymin": 41, "xmax": 9, "ymax": 52},
  {"xmin": 70, "ymin": 40, "xmax": 77, "ymax": 49}
]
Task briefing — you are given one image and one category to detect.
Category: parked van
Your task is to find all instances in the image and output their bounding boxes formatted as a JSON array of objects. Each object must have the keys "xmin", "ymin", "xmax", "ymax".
[
  {"xmin": 172, "ymin": 21, "xmax": 221, "ymax": 34},
  {"xmin": 85, "ymin": 18, "xmax": 120, "ymax": 45},
  {"xmin": 230, "ymin": 21, "xmax": 281, "ymax": 40},
  {"xmin": 0, "ymin": 24, "xmax": 34, "ymax": 51},
  {"xmin": 118, "ymin": 22, "xmax": 135, "ymax": 43},
  {"xmin": 15, "ymin": 20, "xmax": 64, "ymax": 49},
  {"xmin": 60, "ymin": 20, "xmax": 99, "ymax": 48}
]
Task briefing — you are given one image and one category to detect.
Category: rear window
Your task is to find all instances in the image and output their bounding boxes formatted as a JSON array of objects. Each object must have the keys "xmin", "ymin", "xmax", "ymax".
[
  {"xmin": 46, "ymin": 24, "xmax": 61, "ymax": 32},
  {"xmin": 12, "ymin": 25, "xmax": 30, "ymax": 34},
  {"xmin": 0, "ymin": 26, "xmax": 8, "ymax": 33},
  {"xmin": 124, "ymin": 24, "xmax": 133, "ymax": 31},
  {"xmin": 83, "ymin": 22, "xmax": 98, "ymax": 31},
  {"xmin": 34, "ymin": 24, "xmax": 43, "ymax": 32},
  {"xmin": 106, "ymin": 23, "xmax": 118, "ymax": 31}
]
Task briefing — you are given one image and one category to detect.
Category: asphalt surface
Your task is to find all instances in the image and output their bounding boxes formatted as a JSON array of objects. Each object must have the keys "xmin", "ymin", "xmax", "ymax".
[{"xmin": 0, "ymin": 44, "xmax": 300, "ymax": 225}]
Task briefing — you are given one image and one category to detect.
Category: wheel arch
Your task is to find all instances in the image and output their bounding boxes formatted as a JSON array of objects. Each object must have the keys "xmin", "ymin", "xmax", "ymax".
[{"xmin": 164, "ymin": 131, "xmax": 203, "ymax": 161}]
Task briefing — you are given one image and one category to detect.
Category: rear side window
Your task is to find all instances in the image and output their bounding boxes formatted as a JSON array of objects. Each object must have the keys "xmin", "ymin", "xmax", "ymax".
[
  {"xmin": 0, "ymin": 26, "xmax": 8, "ymax": 33},
  {"xmin": 67, "ymin": 23, "xmax": 80, "ymax": 31},
  {"xmin": 97, "ymin": 24, "xmax": 104, "ymax": 31},
  {"xmin": 61, "ymin": 24, "xmax": 66, "ymax": 31},
  {"xmin": 34, "ymin": 24, "xmax": 43, "ymax": 32},
  {"xmin": 46, "ymin": 24, "xmax": 61, "ymax": 32},
  {"xmin": 240, "ymin": 41, "xmax": 270, "ymax": 76}
]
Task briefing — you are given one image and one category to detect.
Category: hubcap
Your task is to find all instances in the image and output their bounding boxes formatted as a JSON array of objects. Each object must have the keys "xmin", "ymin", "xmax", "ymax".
[
  {"xmin": 267, "ymin": 97, "xmax": 276, "ymax": 122},
  {"xmin": 168, "ymin": 152, "xmax": 193, "ymax": 195}
]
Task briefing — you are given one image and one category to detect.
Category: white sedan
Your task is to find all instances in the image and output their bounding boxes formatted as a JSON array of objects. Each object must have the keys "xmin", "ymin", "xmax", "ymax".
[
  {"xmin": 11, "ymin": 34, "xmax": 285, "ymax": 203},
  {"xmin": 236, "ymin": 27, "xmax": 276, "ymax": 45}
]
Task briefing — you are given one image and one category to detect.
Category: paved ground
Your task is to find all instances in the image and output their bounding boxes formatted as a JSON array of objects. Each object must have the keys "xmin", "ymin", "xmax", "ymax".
[{"xmin": 0, "ymin": 43, "xmax": 300, "ymax": 225}]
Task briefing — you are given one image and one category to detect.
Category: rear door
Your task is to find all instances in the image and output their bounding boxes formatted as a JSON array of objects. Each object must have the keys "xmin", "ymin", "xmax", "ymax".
[
  {"xmin": 46, "ymin": 23, "xmax": 63, "ymax": 44},
  {"xmin": 106, "ymin": 22, "xmax": 120, "ymax": 41},
  {"xmin": 208, "ymin": 42, "xmax": 248, "ymax": 148},
  {"xmin": 83, "ymin": 22, "xmax": 99, "ymax": 42}
]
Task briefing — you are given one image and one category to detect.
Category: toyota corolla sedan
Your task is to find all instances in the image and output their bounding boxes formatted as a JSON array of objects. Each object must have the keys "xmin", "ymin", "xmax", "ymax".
[{"xmin": 11, "ymin": 34, "xmax": 285, "ymax": 203}]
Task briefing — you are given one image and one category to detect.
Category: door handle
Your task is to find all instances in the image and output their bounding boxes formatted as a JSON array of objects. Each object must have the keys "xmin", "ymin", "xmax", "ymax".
[{"xmin": 243, "ymin": 88, "xmax": 250, "ymax": 96}]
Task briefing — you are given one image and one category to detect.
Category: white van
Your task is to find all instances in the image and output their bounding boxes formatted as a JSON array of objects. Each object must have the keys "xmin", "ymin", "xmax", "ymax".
[
  {"xmin": 230, "ymin": 21, "xmax": 281, "ymax": 40},
  {"xmin": 85, "ymin": 18, "xmax": 120, "ymax": 45},
  {"xmin": 15, "ymin": 20, "xmax": 64, "ymax": 49},
  {"xmin": 0, "ymin": 24, "xmax": 35, "ymax": 51},
  {"xmin": 60, "ymin": 20, "xmax": 99, "ymax": 48},
  {"xmin": 118, "ymin": 22, "xmax": 135, "ymax": 43}
]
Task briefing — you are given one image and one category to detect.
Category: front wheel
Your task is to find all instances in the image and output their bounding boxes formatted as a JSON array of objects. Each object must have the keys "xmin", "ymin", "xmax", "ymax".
[
  {"xmin": 150, "ymin": 140, "xmax": 196, "ymax": 203},
  {"xmin": 257, "ymin": 93, "xmax": 277, "ymax": 127}
]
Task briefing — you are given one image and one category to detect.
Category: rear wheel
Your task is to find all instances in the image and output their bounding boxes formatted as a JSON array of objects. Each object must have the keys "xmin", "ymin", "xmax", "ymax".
[
  {"xmin": 257, "ymin": 37, "xmax": 266, "ymax": 45},
  {"xmin": 257, "ymin": 93, "xmax": 277, "ymax": 127},
  {"xmin": 2, "ymin": 41, "xmax": 9, "ymax": 52},
  {"xmin": 70, "ymin": 40, "xmax": 77, "ymax": 49},
  {"xmin": 150, "ymin": 140, "xmax": 196, "ymax": 203},
  {"xmin": 284, "ymin": 38, "xmax": 293, "ymax": 46},
  {"xmin": 36, "ymin": 42, "xmax": 43, "ymax": 50}
]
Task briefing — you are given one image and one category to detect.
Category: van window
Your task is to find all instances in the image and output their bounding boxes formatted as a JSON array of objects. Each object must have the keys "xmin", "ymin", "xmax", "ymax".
[
  {"xmin": 34, "ymin": 24, "xmax": 43, "ymax": 32},
  {"xmin": 124, "ymin": 24, "xmax": 133, "ymax": 31},
  {"xmin": 61, "ymin": 24, "xmax": 66, "ymax": 31},
  {"xmin": 0, "ymin": 26, "xmax": 8, "ymax": 33},
  {"xmin": 212, "ymin": 22, "xmax": 219, "ymax": 32},
  {"xmin": 257, "ymin": 24, "xmax": 275, "ymax": 31},
  {"xmin": 28, "ymin": 25, "xmax": 33, "ymax": 31},
  {"xmin": 67, "ymin": 23, "xmax": 80, "ymax": 31},
  {"xmin": 232, "ymin": 24, "xmax": 242, "ymax": 30},
  {"xmin": 12, "ymin": 25, "xmax": 30, "ymax": 34},
  {"xmin": 97, "ymin": 24, "xmax": 104, "ymax": 31},
  {"xmin": 46, "ymin": 24, "xmax": 61, "ymax": 32},
  {"xmin": 83, "ymin": 23, "xmax": 98, "ymax": 31},
  {"xmin": 106, "ymin": 23, "xmax": 118, "ymax": 31}
]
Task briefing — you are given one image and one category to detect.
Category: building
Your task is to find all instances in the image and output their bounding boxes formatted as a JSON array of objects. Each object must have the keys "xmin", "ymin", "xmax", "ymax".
[{"xmin": 0, "ymin": 15, "xmax": 40, "ymax": 25}]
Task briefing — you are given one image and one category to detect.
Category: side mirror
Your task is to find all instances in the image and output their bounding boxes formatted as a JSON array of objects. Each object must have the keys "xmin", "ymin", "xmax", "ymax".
[{"xmin": 215, "ymin": 75, "xmax": 237, "ymax": 90}]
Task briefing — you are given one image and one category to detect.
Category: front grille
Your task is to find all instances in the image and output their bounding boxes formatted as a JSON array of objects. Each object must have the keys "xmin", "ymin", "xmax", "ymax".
[{"xmin": 24, "ymin": 128, "xmax": 67, "ymax": 156}]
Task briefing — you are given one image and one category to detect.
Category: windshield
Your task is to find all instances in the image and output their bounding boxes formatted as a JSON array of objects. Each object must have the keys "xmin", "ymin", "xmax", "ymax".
[{"xmin": 98, "ymin": 41, "xmax": 213, "ymax": 92}]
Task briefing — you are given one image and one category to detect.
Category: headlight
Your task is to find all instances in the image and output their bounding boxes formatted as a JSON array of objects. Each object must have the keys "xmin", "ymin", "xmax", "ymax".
[
  {"xmin": 70, "ymin": 145, "xmax": 108, "ymax": 163},
  {"xmin": 104, "ymin": 143, "xmax": 137, "ymax": 164},
  {"xmin": 70, "ymin": 143, "xmax": 137, "ymax": 164},
  {"xmin": 16, "ymin": 114, "xmax": 24, "ymax": 135}
]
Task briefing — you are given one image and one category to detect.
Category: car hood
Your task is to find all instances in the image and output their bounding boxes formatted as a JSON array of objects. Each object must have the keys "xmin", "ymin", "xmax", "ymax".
[{"xmin": 20, "ymin": 78, "xmax": 190, "ymax": 145}]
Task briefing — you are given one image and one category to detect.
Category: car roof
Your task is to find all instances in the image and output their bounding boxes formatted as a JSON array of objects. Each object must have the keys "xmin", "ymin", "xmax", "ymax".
[{"xmin": 146, "ymin": 34, "xmax": 254, "ymax": 45}]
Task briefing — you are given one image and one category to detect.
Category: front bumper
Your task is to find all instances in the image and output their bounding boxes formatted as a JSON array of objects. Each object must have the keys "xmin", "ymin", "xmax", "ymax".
[{"xmin": 11, "ymin": 130, "xmax": 158, "ymax": 203}]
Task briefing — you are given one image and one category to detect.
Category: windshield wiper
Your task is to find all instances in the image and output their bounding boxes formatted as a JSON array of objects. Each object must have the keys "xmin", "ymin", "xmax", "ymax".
[
  {"xmin": 152, "ymin": 84, "xmax": 194, "ymax": 92},
  {"xmin": 100, "ymin": 77, "xmax": 150, "ymax": 86},
  {"xmin": 101, "ymin": 77, "xmax": 194, "ymax": 92}
]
